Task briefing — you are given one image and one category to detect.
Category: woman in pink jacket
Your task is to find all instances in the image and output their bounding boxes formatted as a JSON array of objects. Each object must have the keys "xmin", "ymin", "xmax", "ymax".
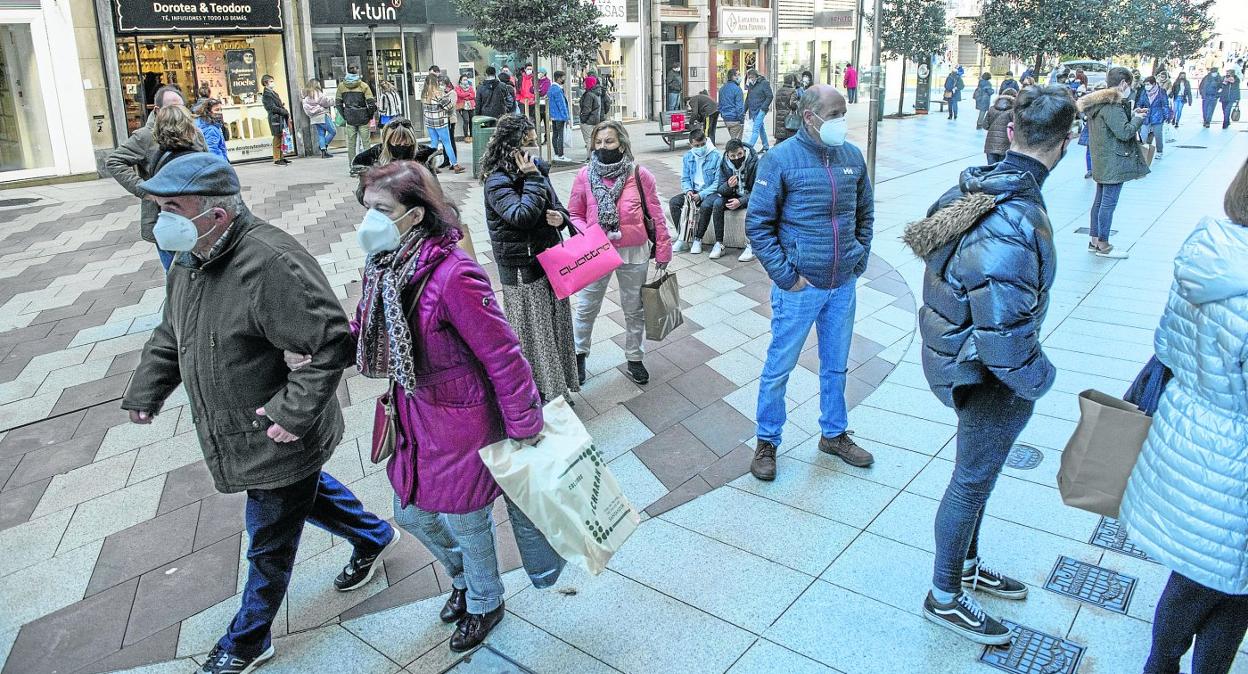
[
  {"xmin": 567, "ymin": 120, "xmax": 672, "ymax": 386},
  {"xmin": 353, "ymin": 161, "xmax": 563, "ymax": 654}
]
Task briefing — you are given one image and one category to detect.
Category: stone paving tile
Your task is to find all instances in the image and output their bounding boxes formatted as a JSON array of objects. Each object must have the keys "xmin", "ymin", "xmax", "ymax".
[
  {"xmin": 123, "ymin": 534, "xmax": 240, "ymax": 646},
  {"xmin": 0, "ymin": 508, "xmax": 74, "ymax": 577},
  {"xmin": 58, "ymin": 474, "xmax": 165, "ymax": 554},
  {"xmin": 727, "ymin": 639, "xmax": 843, "ymax": 674},
  {"xmin": 4, "ymin": 432, "xmax": 105, "ymax": 490},
  {"xmin": 607, "ymin": 452, "xmax": 668, "ymax": 513},
  {"xmin": 730, "ymin": 457, "xmax": 897, "ymax": 530},
  {"xmin": 74, "ymin": 623, "xmax": 180, "ymax": 674},
  {"xmin": 621, "ymin": 381, "xmax": 699, "ymax": 434},
  {"xmin": 85, "ymin": 503, "xmax": 199, "ymax": 597},
  {"xmin": 0, "ymin": 477, "xmax": 48, "ymax": 532},
  {"xmin": 632, "ymin": 425, "xmax": 719, "ymax": 491},
  {"xmin": 2, "ymin": 577, "xmax": 137, "ymax": 674},
  {"xmin": 0, "ymin": 539, "xmax": 103, "ymax": 635},
  {"xmin": 679, "ymin": 400, "xmax": 757, "ymax": 457}
]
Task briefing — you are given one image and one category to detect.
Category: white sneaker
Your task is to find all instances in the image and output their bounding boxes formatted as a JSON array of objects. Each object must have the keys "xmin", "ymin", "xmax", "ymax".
[
  {"xmin": 1095, "ymin": 244, "xmax": 1130, "ymax": 259},
  {"xmin": 738, "ymin": 245, "xmax": 755, "ymax": 262},
  {"xmin": 691, "ymin": 240, "xmax": 703, "ymax": 255},
  {"xmin": 672, "ymin": 240, "xmax": 687, "ymax": 253},
  {"xmin": 1155, "ymin": 152, "xmax": 1164, "ymax": 161},
  {"xmin": 708, "ymin": 243, "xmax": 724, "ymax": 259}
]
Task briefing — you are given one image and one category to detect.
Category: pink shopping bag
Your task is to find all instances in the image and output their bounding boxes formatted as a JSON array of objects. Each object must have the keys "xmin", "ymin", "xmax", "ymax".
[{"xmin": 537, "ymin": 223, "xmax": 623, "ymax": 300}]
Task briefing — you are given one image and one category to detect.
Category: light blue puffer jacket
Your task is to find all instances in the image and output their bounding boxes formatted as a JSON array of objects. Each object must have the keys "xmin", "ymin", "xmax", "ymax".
[{"xmin": 1120, "ymin": 217, "xmax": 1248, "ymax": 594}]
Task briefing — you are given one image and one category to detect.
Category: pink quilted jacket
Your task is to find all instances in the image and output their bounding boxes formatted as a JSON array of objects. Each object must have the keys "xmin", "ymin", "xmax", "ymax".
[{"xmin": 567, "ymin": 165, "xmax": 672, "ymax": 264}]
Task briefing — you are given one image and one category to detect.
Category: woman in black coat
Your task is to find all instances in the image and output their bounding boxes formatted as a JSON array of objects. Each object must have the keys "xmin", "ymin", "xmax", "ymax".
[
  {"xmin": 261, "ymin": 74, "xmax": 291, "ymax": 166},
  {"xmin": 481, "ymin": 114, "xmax": 580, "ymax": 402}
]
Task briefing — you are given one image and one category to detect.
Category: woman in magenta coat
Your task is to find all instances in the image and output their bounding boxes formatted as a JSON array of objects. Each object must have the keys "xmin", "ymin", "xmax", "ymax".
[{"xmin": 353, "ymin": 161, "xmax": 564, "ymax": 653}]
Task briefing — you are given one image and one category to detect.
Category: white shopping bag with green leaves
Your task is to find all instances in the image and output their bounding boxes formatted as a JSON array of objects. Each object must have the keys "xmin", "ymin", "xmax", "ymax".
[{"xmin": 478, "ymin": 397, "xmax": 641, "ymax": 575}]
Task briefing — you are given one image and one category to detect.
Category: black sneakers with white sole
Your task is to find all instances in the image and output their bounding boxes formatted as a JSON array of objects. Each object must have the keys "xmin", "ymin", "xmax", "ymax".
[
  {"xmin": 922, "ymin": 591, "xmax": 1013, "ymax": 646},
  {"xmin": 200, "ymin": 644, "xmax": 275, "ymax": 674},
  {"xmin": 334, "ymin": 527, "xmax": 400, "ymax": 592},
  {"xmin": 962, "ymin": 559, "xmax": 1029, "ymax": 600}
]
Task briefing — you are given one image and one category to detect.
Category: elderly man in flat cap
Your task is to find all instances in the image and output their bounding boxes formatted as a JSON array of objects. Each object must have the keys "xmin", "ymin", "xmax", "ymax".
[{"xmin": 121, "ymin": 153, "xmax": 398, "ymax": 674}]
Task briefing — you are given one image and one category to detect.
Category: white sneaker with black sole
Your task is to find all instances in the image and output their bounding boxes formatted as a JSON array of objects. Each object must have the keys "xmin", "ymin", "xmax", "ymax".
[
  {"xmin": 200, "ymin": 644, "xmax": 275, "ymax": 674},
  {"xmin": 962, "ymin": 559, "xmax": 1029, "ymax": 600},
  {"xmin": 923, "ymin": 591, "xmax": 1013, "ymax": 645}
]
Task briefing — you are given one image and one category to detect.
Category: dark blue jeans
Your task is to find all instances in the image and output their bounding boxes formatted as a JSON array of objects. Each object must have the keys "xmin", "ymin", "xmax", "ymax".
[
  {"xmin": 1090, "ymin": 182, "xmax": 1123, "ymax": 242},
  {"xmin": 1222, "ymin": 99, "xmax": 1238, "ymax": 128},
  {"xmin": 1145, "ymin": 571, "xmax": 1248, "ymax": 674},
  {"xmin": 219, "ymin": 471, "xmax": 393, "ymax": 658},
  {"xmin": 932, "ymin": 380, "xmax": 1035, "ymax": 593},
  {"xmin": 1203, "ymin": 97, "xmax": 1218, "ymax": 124}
]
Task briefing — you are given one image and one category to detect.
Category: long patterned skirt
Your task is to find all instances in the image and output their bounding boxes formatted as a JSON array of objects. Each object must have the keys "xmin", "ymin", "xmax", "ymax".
[{"xmin": 499, "ymin": 274, "xmax": 581, "ymax": 403}]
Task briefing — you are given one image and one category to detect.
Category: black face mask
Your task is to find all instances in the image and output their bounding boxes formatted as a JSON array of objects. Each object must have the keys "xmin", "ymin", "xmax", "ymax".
[
  {"xmin": 731, "ymin": 155, "xmax": 745, "ymax": 167},
  {"xmin": 595, "ymin": 148, "xmax": 624, "ymax": 164},
  {"xmin": 388, "ymin": 144, "xmax": 415, "ymax": 160},
  {"xmin": 212, "ymin": 114, "xmax": 224, "ymax": 125}
]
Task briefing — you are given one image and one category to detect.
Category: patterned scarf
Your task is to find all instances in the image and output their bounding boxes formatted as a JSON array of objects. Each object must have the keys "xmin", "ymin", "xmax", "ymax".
[
  {"xmin": 586, "ymin": 155, "xmax": 634, "ymax": 239},
  {"xmin": 356, "ymin": 229, "xmax": 427, "ymax": 391}
]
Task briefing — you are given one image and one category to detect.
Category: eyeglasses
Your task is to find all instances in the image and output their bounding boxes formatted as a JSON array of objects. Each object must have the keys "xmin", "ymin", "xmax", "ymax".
[{"xmin": 385, "ymin": 118, "xmax": 413, "ymax": 130}]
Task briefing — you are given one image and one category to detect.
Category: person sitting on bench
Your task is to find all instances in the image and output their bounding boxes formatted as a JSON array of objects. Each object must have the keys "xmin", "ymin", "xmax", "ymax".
[
  {"xmin": 668, "ymin": 129, "xmax": 721, "ymax": 255},
  {"xmin": 714, "ymin": 138, "xmax": 758, "ymax": 261}
]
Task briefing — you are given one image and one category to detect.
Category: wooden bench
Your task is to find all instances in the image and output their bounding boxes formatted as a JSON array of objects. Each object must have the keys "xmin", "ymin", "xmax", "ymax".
[{"xmin": 645, "ymin": 111, "xmax": 691, "ymax": 151}]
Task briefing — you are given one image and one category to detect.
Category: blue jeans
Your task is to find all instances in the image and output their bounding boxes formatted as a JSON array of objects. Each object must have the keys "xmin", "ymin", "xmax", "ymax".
[
  {"xmin": 667, "ymin": 92, "xmax": 681, "ymax": 111},
  {"xmin": 313, "ymin": 122, "xmax": 336, "ymax": 149},
  {"xmin": 1203, "ymin": 97, "xmax": 1218, "ymax": 124},
  {"xmin": 394, "ymin": 495, "xmax": 565, "ymax": 615},
  {"xmin": 756, "ymin": 282, "xmax": 857, "ymax": 447},
  {"xmin": 1222, "ymin": 99, "xmax": 1238, "ymax": 127},
  {"xmin": 1173, "ymin": 97, "xmax": 1185, "ymax": 125},
  {"xmin": 1145, "ymin": 571, "xmax": 1248, "ymax": 674},
  {"xmin": 157, "ymin": 247, "xmax": 174, "ymax": 271},
  {"xmin": 221, "ymin": 471, "xmax": 394, "ymax": 658},
  {"xmin": 1085, "ymin": 147, "xmax": 1092, "ymax": 173},
  {"xmin": 745, "ymin": 112, "xmax": 769, "ymax": 150},
  {"xmin": 1090, "ymin": 182, "xmax": 1123, "ymax": 242},
  {"xmin": 949, "ymin": 98, "xmax": 960, "ymax": 117},
  {"xmin": 429, "ymin": 125, "xmax": 457, "ymax": 165},
  {"xmin": 931, "ymin": 380, "xmax": 1035, "ymax": 594}
]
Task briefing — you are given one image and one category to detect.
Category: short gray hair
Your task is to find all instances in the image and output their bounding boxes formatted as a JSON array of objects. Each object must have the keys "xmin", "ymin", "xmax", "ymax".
[{"xmin": 200, "ymin": 193, "xmax": 244, "ymax": 215}]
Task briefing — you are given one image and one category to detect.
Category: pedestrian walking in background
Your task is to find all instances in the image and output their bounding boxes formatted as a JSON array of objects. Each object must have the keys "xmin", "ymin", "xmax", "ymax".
[
  {"xmin": 1082, "ymin": 66, "xmax": 1150, "ymax": 259},
  {"xmin": 1137, "ymin": 76, "xmax": 1172, "ymax": 160},
  {"xmin": 455, "ymin": 75, "xmax": 476, "ymax": 142},
  {"xmin": 352, "ymin": 118, "xmax": 435, "ymax": 175},
  {"xmin": 548, "ymin": 71, "xmax": 571, "ymax": 161},
  {"xmin": 481, "ymin": 115, "xmax": 580, "ymax": 403},
  {"xmin": 567, "ymin": 121, "xmax": 672, "ymax": 386},
  {"xmin": 1121, "ymin": 159, "xmax": 1248, "ymax": 674},
  {"xmin": 974, "ymin": 73, "xmax": 995, "ymax": 129},
  {"xmin": 1200, "ymin": 67, "xmax": 1223, "ymax": 128},
  {"xmin": 194, "ymin": 99, "xmax": 229, "ymax": 162},
  {"xmin": 578, "ymin": 76, "xmax": 609, "ymax": 160},
  {"xmin": 337, "ymin": 66, "xmax": 377, "ymax": 176},
  {"xmin": 744, "ymin": 69, "xmax": 774, "ymax": 152},
  {"xmin": 302, "ymin": 79, "xmax": 336, "ymax": 159},
  {"xmin": 999, "ymin": 72, "xmax": 1019, "ymax": 95},
  {"xmin": 714, "ymin": 138, "xmax": 758, "ymax": 261},
  {"xmin": 983, "ymin": 90, "xmax": 1017, "ymax": 164},
  {"xmin": 377, "ymin": 80, "xmax": 402, "ymax": 126},
  {"xmin": 944, "ymin": 68, "xmax": 966, "ymax": 120},
  {"xmin": 719, "ymin": 68, "xmax": 746, "ymax": 140},
  {"xmin": 105, "ymin": 84, "xmax": 205, "ymax": 271},
  {"xmin": 122, "ymin": 153, "xmax": 400, "ymax": 674},
  {"xmin": 666, "ymin": 64, "xmax": 683, "ymax": 111},
  {"xmin": 687, "ymin": 89, "xmax": 719, "ymax": 143},
  {"xmin": 424, "ymin": 76, "xmax": 464, "ymax": 174},
  {"xmin": 844, "ymin": 63, "xmax": 859, "ymax": 103},
  {"xmin": 904, "ymin": 85, "xmax": 1076, "ymax": 647},
  {"xmin": 774, "ymin": 74, "xmax": 800, "ymax": 144},
  {"xmin": 669, "ymin": 128, "xmax": 721, "ymax": 255},
  {"xmin": 476, "ymin": 66, "xmax": 517, "ymax": 120},
  {"xmin": 1171, "ymin": 72, "xmax": 1192, "ymax": 127},
  {"xmin": 354, "ymin": 160, "xmax": 564, "ymax": 654},
  {"xmin": 261, "ymin": 75, "xmax": 290, "ymax": 166},
  {"xmin": 745, "ymin": 85, "xmax": 875, "ymax": 482},
  {"xmin": 1220, "ymin": 70, "xmax": 1241, "ymax": 129}
]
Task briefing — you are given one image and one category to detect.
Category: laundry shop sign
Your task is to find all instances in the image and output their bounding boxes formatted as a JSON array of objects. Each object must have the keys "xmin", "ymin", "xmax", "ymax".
[{"xmin": 113, "ymin": 0, "xmax": 284, "ymax": 32}]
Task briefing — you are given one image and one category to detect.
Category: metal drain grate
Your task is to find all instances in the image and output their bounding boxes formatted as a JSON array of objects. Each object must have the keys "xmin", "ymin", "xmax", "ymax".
[
  {"xmin": 444, "ymin": 645, "xmax": 535, "ymax": 673},
  {"xmin": 0, "ymin": 197, "xmax": 40, "ymax": 208},
  {"xmin": 1044, "ymin": 556, "xmax": 1136, "ymax": 614},
  {"xmin": 1090, "ymin": 517, "xmax": 1154, "ymax": 562},
  {"xmin": 1175, "ymin": 144, "xmax": 1208, "ymax": 149},
  {"xmin": 981, "ymin": 620, "xmax": 1085, "ymax": 674},
  {"xmin": 1006, "ymin": 443, "xmax": 1044, "ymax": 470}
]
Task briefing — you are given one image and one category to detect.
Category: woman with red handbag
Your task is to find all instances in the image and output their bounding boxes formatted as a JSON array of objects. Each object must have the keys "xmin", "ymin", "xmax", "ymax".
[
  {"xmin": 566, "ymin": 120, "xmax": 673, "ymax": 386},
  {"xmin": 352, "ymin": 161, "xmax": 565, "ymax": 653}
]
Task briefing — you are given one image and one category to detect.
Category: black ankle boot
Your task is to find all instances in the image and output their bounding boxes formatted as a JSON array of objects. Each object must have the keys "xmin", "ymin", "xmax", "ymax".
[
  {"xmin": 576, "ymin": 353, "xmax": 587, "ymax": 385},
  {"xmin": 449, "ymin": 602, "xmax": 505, "ymax": 652},
  {"xmin": 440, "ymin": 588, "xmax": 467, "ymax": 624}
]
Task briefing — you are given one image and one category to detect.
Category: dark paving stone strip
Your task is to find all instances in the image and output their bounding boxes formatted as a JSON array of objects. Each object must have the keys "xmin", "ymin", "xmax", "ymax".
[{"xmin": 2, "ymin": 578, "xmax": 139, "ymax": 674}]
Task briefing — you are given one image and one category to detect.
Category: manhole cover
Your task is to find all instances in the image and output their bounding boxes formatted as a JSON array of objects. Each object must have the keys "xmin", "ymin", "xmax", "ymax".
[
  {"xmin": 1089, "ymin": 517, "xmax": 1154, "ymax": 562},
  {"xmin": 1073, "ymin": 227, "xmax": 1118, "ymax": 236},
  {"xmin": 1175, "ymin": 144, "xmax": 1208, "ymax": 149},
  {"xmin": 0, "ymin": 197, "xmax": 40, "ymax": 208},
  {"xmin": 445, "ymin": 645, "xmax": 535, "ymax": 673},
  {"xmin": 1044, "ymin": 556, "xmax": 1136, "ymax": 614},
  {"xmin": 1006, "ymin": 443, "xmax": 1043, "ymax": 470},
  {"xmin": 981, "ymin": 620, "xmax": 1085, "ymax": 674}
]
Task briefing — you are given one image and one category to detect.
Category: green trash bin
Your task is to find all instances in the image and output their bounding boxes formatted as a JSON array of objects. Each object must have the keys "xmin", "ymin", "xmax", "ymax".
[{"xmin": 472, "ymin": 116, "xmax": 498, "ymax": 179}]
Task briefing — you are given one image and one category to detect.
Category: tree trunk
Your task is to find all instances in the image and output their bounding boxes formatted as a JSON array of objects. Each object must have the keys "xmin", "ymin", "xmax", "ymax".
[
  {"xmin": 897, "ymin": 59, "xmax": 907, "ymax": 116},
  {"xmin": 1034, "ymin": 51, "xmax": 1044, "ymax": 79}
]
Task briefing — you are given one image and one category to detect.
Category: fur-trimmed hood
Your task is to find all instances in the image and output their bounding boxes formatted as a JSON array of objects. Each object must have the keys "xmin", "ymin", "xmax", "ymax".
[
  {"xmin": 1078, "ymin": 87, "xmax": 1125, "ymax": 114},
  {"xmin": 903, "ymin": 164, "xmax": 1043, "ymax": 258},
  {"xmin": 992, "ymin": 94, "xmax": 1016, "ymax": 111}
]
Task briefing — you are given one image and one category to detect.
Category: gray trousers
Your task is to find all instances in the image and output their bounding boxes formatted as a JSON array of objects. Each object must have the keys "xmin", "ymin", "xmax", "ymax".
[
  {"xmin": 573, "ymin": 261, "xmax": 650, "ymax": 362},
  {"xmin": 581, "ymin": 123, "xmax": 597, "ymax": 158},
  {"xmin": 724, "ymin": 121, "xmax": 744, "ymax": 140},
  {"xmin": 344, "ymin": 124, "xmax": 369, "ymax": 168}
]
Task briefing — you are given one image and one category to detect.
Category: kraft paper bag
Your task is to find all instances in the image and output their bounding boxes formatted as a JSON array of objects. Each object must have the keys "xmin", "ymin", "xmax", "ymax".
[
  {"xmin": 642, "ymin": 272, "xmax": 683, "ymax": 342},
  {"xmin": 479, "ymin": 397, "xmax": 640, "ymax": 575},
  {"xmin": 536, "ymin": 223, "xmax": 623, "ymax": 300},
  {"xmin": 1057, "ymin": 389, "xmax": 1152, "ymax": 518}
]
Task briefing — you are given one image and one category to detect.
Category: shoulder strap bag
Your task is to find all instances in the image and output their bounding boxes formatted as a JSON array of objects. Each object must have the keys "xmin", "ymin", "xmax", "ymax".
[
  {"xmin": 632, "ymin": 166, "xmax": 658, "ymax": 260},
  {"xmin": 369, "ymin": 271, "xmax": 434, "ymax": 464}
]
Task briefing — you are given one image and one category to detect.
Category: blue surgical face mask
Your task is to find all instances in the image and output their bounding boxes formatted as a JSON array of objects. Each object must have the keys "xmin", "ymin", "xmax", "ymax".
[
  {"xmin": 691, "ymin": 144, "xmax": 709, "ymax": 157},
  {"xmin": 153, "ymin": 208, "xmax": 217, "ymax": 252},
  {"xmin": 811, "ymin": 113, "xmax": 848, "ymax": 147},
  {"xmin": 357, "ymin": 207, "xmax": 414, "ymax": 256}
]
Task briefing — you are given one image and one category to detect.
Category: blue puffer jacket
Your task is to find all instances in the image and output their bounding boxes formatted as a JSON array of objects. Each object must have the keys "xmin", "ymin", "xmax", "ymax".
[
  {"xmin": 681, "ymin": 148, "xmax": 722, "ymax": 200},
  {"xmin": 745, "ymin": 128, "xmax": 873, "ymax": 291},
  {"xmin": 745, "ymin": 77, "xmax": 774, "ymax": 117},
  {"xmin": 719, "ymin": 80, "xmax": 745, "ymax": 122},
  {"xmin": 903, "ymin": 158, "xmax": 1057, "ymax": 407},
  {"xmin": 1121, "ymin": 217, "xmax": 1248, "ymax": 595},
  {"xmin": 1135, "ymin": 88, "xmax": 1172, "ymax": 125}
]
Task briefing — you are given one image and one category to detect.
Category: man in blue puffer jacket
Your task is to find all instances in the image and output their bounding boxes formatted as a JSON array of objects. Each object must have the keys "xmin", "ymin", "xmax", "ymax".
[
  {"xmin": 745, "ymin": 85, "xmax": 874, "ymax": 483},
  {"xmin": 902, "ymin": 85, "xmax": 1075, "ymax": 647},
  {"xmin": 718, "ymin": 69, "xmax": 746, "ymax": 140}
]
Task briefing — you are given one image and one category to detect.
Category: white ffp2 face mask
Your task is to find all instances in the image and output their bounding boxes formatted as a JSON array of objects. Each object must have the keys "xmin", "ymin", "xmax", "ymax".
[
  {"xmin": 357, "ymin": 207, "xmax": 414, "ymax": 256},
  {"xmin": 812, "ymin": 114, "xmax": 848, "ymax": 146},
  {"xmin": 153, "ymin": 208, "xmax": 216, "ymax": 252}
]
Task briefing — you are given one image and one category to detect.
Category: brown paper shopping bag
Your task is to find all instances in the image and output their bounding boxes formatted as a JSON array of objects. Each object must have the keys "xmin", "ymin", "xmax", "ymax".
[
  {"xmin": 642, "ymin": 272, "xmax": 683, "ymax": 342},
  {"xmin": 1057, "ymin": 389, "xmax": 1152, "ymax": 518}
]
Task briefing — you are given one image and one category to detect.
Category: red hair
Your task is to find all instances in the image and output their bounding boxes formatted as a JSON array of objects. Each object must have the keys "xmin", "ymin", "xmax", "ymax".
[{"xmin": 363, "ymin": 161, "xmax": 462, "ymax": 238}]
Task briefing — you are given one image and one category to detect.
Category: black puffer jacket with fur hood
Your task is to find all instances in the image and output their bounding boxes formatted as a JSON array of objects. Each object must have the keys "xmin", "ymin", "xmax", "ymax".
[
  {"xmin": 982, "ymin": 94, "xmax": 1015, "ymax": 157},
  {"xmin": 903, "ymin": 158, "xmax": 1057, "ymax": 408}
]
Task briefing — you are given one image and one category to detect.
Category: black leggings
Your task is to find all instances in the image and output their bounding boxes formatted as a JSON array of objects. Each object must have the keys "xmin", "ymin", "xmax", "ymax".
[{"xmin": 1145, "ymin": 571, "xmax": 1248, "ymax": 674}]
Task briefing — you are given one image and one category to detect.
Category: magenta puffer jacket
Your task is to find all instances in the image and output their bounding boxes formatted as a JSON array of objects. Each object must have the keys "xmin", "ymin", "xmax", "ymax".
[{"xmin": 353, "ymin": 232, "xmax": 543, "ymax": 514}]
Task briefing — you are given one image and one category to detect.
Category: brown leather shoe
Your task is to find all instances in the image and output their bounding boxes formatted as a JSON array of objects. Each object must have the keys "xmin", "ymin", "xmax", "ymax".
[
  {"xmin": 751, "ymin": 440, "xmax": 777, "ymax": 481},
  {"xmin": 819, "ymin": 432, "xmax": 874, "ymax": 467}
]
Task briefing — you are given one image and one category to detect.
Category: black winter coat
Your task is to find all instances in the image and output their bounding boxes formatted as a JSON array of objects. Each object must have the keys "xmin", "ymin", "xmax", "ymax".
[
  {"xmin": 476, "ymin": 79, "xmax": 516, "ymax": 119},
  {"xmin": 982, "ymin": 95, "xmax": 1015, "ymax": 156},
  {"xmin": 903, "ymin": 161, "xmax": 1057, "ymax": 408},
  {"xmin": 263, "ymin": 88, "xmax": 290, "ymax": 129},
  {"xmin": 484, "ymin": 160, "xmax": 571, "ymax": 282},
  {"xmin": 716, "ymin": 145, "xmax": 758, "ymax": 205}
]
